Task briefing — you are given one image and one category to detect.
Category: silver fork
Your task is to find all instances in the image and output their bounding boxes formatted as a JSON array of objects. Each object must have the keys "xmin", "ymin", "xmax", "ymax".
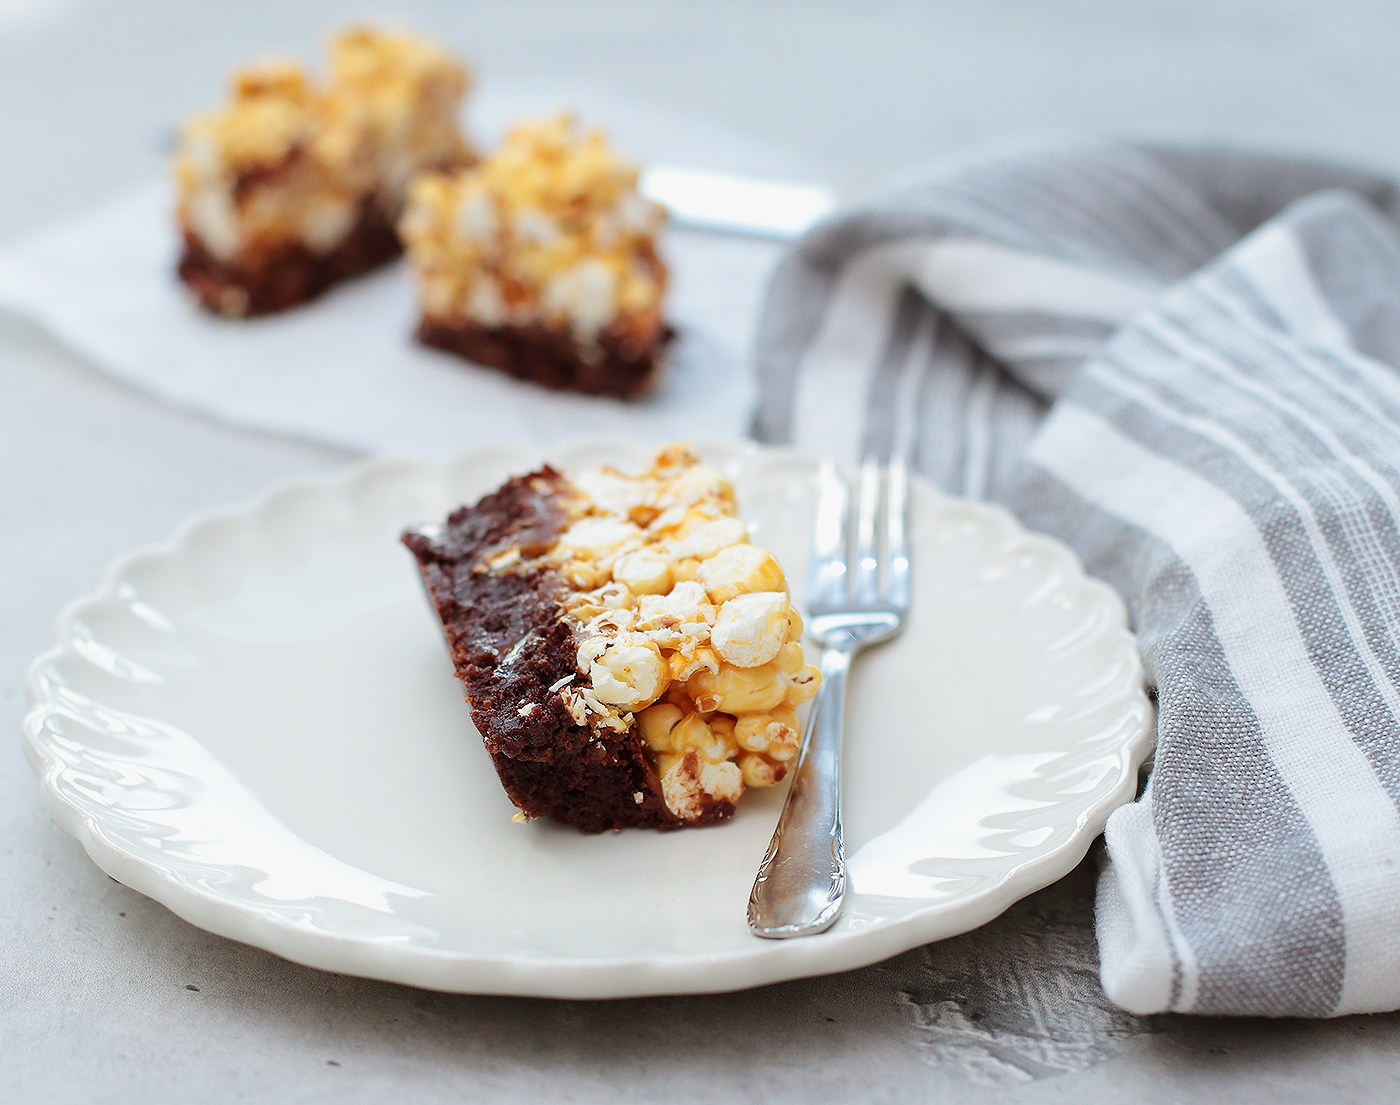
[{"xmin": 748, "ymin": 455, "xmax": 911, "ymax": 938}]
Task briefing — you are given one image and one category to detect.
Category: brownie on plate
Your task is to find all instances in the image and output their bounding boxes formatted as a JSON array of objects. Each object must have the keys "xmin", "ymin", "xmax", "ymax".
[
  {"xmin": 398, "ymin": 115, "xmax": 671, "ymax": 398},
  {"xmin": 401, "ymin": 446, "xmax": 821, "ymax": 831},
  {"xmin": 173, "ymin": 26, "xmax": 473, "ymax": 317}
]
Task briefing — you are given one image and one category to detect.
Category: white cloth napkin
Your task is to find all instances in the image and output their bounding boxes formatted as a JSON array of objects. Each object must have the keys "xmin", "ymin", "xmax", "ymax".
[
  {"xmin": 0, "ymin": 179, "xmax": 780, "ymax": 456},
  {"xmin": 754, "ymin": 137, "xmax": 1400, "ymax": 1018}
]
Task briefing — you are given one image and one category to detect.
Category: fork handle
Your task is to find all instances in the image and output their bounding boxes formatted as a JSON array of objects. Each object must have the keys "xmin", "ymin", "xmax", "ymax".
[{"xmin": 747, "ymin": 645, "xmax": 851, "ymax": 938}]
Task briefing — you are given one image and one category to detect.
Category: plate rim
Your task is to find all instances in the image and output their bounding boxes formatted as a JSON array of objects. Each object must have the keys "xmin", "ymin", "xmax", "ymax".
[{"xmin": 22, "ymin": 436, "xmax": 1154, "ymax": 999}]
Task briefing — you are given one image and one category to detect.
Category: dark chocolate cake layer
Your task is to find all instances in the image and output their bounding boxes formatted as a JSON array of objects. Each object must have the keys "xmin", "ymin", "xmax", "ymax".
[
  {"xmin": 402, "ymin": 467, "xmax": 686, "ymax": 832},
  {"xmin": 177, "ymin": 201, "xmax": 402, "ymax": 318},
  {"xmin": 416, "ymin": 318, "xmax": 671, "ymax": 399}
]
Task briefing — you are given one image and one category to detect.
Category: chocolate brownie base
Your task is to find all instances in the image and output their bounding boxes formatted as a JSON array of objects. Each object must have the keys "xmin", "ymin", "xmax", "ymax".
[
  {"xmin": 416, "ymin": 317, "xmax": 672, "ymax": 399},
  {"xmin": 177, "ymin": 201, "xmax": 402, "ymax": 318},
  {"xmin": 402, "ymin": 467, "xmax": 733, "ymax": 832}
]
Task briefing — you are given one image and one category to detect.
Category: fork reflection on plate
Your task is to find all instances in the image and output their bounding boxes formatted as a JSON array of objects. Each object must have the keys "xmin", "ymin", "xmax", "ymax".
[{"xmin": 748, "ymin": 457, "xmax": 911, "ymax": 938}]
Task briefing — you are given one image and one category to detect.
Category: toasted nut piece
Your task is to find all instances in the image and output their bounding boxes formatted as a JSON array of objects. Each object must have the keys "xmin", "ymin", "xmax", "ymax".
[
  {"xmin": 637, "ymin": 702, "xmax": 684, "ymax": 752},
  {"xmin": 698, "ymin": 544, "xmax": 785, "ymax": 603},
  {"xmin": 687, "ymin": 661, "xmax": 787, "ymax": 714},
  {"xmin": 711, "ymin": 592, "xmax": 790, "ymax": 668}
]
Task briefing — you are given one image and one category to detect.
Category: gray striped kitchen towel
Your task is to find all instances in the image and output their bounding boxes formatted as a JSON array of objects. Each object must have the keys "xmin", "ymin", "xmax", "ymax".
[{"xmin": 753, "ymin": 137, "xmax": 1400, "ymax": 1018}]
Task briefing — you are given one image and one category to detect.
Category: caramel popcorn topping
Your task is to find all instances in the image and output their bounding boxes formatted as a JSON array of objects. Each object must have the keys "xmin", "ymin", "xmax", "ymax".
[
  {"xmin": 488, "ymin": 446, "xmax": 820, "ymax": 821},
  {"xmin": 173, "ymin": 26, "xmax": 472, "ymax": 265},
  {"xmin": 398, "ymin": 114, "xmax": 666, "ymax": 346}
]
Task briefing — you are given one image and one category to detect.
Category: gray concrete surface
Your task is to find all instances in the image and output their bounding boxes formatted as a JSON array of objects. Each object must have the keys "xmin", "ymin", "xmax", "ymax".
[{"xmin": 6, "ymin": 1, "xmax": 1400, "ymax": 1100}]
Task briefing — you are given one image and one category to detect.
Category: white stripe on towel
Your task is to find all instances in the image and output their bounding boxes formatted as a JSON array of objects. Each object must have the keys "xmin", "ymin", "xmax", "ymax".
[{"xmin": 1029, "ymin": 404, "xmax": 1400, "ymax": 1015}]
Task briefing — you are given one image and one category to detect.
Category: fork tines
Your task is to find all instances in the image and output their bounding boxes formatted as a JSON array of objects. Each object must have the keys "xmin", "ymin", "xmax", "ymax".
[{"xmin": 809, "ymin": 457, "xmax": 909, "ymax": 612}]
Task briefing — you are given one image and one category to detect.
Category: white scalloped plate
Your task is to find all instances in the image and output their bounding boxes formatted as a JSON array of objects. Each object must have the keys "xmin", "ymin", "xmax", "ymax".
[{"xmin": 23, "ymin": 439, "xmax": 1152, "ymax": 998}]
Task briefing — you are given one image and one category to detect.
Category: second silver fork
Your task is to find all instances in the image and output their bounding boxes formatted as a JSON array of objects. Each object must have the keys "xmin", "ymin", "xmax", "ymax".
[{"xmin": 748, "ymin": 456, "xmax": 910, "ymax": 938}]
